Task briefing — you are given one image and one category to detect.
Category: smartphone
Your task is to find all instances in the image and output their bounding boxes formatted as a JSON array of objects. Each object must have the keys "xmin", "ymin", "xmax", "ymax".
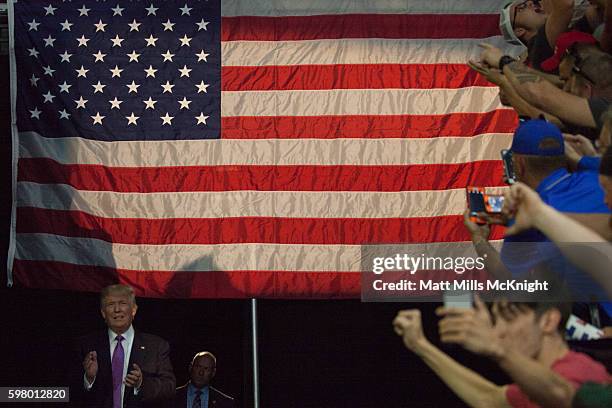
[
  {"xmin": 443, "ymin": 290, "xmax": 473, "ymax": 310},
  {"xmin": 467, "ymin": 187, "xmax": 505, "ymax": 226},
  {"xmin": 501, "ymin": 149, "xmax": 516, "ymax": 185}
]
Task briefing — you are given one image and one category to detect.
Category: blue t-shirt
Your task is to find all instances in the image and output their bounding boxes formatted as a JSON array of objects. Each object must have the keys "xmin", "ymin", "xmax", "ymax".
[
  {"xmin": 577, "ymin": 156, "xmax": 601, "ymax": 172},
  {"xmin": 501, "ymin": 168, "xmax": 610, "ymax": 302}
]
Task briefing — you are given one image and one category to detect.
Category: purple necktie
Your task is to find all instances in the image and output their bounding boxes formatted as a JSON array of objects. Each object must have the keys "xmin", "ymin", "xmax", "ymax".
[{"xmin": 111, "ymin": 335, "xmax": 125, "ymax": 408}]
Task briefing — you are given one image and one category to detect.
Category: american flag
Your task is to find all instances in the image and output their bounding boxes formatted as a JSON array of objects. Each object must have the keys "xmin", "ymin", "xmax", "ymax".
[{"xmin": 8, "ymin": 0, "xmax": 517, "ymax": 298}]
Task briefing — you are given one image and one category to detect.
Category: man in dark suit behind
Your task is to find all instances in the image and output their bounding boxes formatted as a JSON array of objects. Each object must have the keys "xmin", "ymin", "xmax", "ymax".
[
  {"xmin": 174, "ymin": 351, "xmax": 234, "ymax": 408},
  {"xmin": 73, "ymin": 284, "xmax": 175, "ymax": 407}
]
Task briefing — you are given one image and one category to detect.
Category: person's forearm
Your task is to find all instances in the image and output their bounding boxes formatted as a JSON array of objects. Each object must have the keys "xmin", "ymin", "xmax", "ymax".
[
  {"xmin": 495, "ymin": 348, "xmax": 574, "ymax": 408},
  {"xmin": 532, "ymin": 205, "xmax": 612, "ymax": 297},
  {"xmin": 414, "ymin": 340, "xmax": 509, "ymax": 408},
  {"xmin": 499, "ymin": 81, "xmax": 564, "ymax": 127},
  {"xmin": 472, "ymin": 236, "xmax": 512, "ymax": 280},
  {"xmin": 503, "ymin": 62, "xmax": 596, "ymax": 128}
]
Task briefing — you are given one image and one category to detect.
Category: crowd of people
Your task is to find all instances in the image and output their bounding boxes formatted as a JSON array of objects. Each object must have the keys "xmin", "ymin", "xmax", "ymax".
[
  {"xmin": 393, "ymin": 1, "xmax": 612, "ymax": 407},
  {"xmin": 75, "ymin": 284, "xmax": 234, "ymax": 408}
]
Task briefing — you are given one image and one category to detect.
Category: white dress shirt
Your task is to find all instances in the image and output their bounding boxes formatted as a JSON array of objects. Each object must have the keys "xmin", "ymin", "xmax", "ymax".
[{"xmin": 84, "ymin": 325, "xmax": 139, "ymax": 404}]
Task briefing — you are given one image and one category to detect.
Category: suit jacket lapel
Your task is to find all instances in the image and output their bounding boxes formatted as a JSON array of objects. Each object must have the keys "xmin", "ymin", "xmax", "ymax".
[
  {"xmin": 98, "ymin": 331, "xmax": 112, "ymax": 384},
  {"xmin": 128, "ymin": 331, "xmax": 144, "ymax": 369}
]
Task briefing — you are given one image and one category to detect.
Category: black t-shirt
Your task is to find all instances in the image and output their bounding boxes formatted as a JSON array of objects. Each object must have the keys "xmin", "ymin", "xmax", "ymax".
[
  {"xmin": 527, "ymin": 25, "xmax": 555, "ymax": 72},
  {"xmin": 588, "ymin": 97, "xmax": 611, "ymax": 131}
]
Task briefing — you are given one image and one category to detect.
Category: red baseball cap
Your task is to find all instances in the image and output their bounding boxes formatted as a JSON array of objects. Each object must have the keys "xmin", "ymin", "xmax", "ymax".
[{"xmin": 541, "ymin": 31, "xmax": 597, "ymax": 72}]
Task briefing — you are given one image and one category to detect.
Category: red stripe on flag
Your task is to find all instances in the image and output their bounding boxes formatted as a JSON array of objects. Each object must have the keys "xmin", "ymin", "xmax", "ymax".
[
  {"xmin": 13, "ymin": 260, "xmax": 362, "ymax": 298},
  {"xmin": 222, "ymin": 64, "xmax": 494, "ymax": 91},
  {"xmin": 17, "ymin": 208, "xmax": 506, "ymax": 245},
  {"xmin": 18, "ymin": 159, "xmax": 505, "ymax": 192},
  {"xmin": 221, "ymin": 14, "xmax": 500, "ymax": 41},
  {"xmin": 221, "ymin": 111, "xmax": 518, "ymax": 139}
]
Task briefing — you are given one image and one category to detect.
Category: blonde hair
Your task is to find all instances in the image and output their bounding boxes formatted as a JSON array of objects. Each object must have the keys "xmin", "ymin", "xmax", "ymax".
[{"xmin": 100, "ymin": 284, "xmax": 136, "ymax": 308}]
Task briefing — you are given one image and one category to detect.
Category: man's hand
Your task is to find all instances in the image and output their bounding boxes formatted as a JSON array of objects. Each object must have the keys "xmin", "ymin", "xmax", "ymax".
[
  {"xmin": 463, "ymin": 210, "xmax": 491, "ymax": 241},
  {"xmin": 479, "ymin": 43, "xmax": 505, "ymax": 69},
  {"xmin": 563, "ymin": 133, "xmax": 597, "ymax": 157},
  {"xmin": 125, "ymin": 363, "xmax": 143, "ymax": 389},
  {"xmin": 436, "ymin": 296, "xmax": 505, "ymax": 359},
  {"xmin": 83, "ymin": 351, "xmax": 98, "ymax": 384},
  {"xmin": 393, "ymin": 309, "xmax": 429, "ymax": 353},
  {"xmin": 467, "ymin": 60, "xmax": 505, "ymax": 86},
  {"xmin": 502, "ymin": 183, "xmax": 548, "ymax": 235}
]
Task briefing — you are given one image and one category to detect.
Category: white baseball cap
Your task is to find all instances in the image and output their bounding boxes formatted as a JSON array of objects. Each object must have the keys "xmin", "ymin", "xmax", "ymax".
[{"xmin": 500, "ymin": 1, "xmax": 524, "ymax": 46}]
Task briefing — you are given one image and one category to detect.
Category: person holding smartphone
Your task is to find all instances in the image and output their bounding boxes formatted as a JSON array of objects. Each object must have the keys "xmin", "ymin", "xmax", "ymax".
[{"xmin": 464, "ymin": 119, "xmax": 610, "ymax": 304}]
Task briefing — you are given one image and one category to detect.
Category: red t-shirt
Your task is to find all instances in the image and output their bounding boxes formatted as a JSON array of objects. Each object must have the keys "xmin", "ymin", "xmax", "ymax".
[{"xmin": 506, "ymin": 350, "xmax": 610, "ymax": 408}]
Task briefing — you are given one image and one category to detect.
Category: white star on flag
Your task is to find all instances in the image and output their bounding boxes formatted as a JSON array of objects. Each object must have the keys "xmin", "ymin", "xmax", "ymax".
[
  {"xmin": 111, "ymin": 5, "xmax": 125, "ymax": 16},
  {"xmin": 27, "ymin": 19, "xmax": 40, "ymax": 31},
  {"xmin": 196, "ymin": 50, "xmax": 210, "ymax": 62},
  {"xmin": 143, "ymin": 97, "xmax": 157, "ymax": 109},
  {"xmin": 92, "ymin": 81, "xmax": 106, "ymax": 93},
  {"xmin": 60, "ymin": 51, "xmax": 73, "ymax": 62},
  {"xmin": 161, "ymin": 50, "xmax": 175, "ymax": 62},
  {"xmin": 75, "ymin": 96, "xmax": 88, "ymax": 109},
  {"xmin": 109, "ymin": 97, "xmax": 123, "ymax": 109},
  {"xmin": 44, "ymin": 5, "xmax": 57, "ymax": 15},
  {"xmin": 29, "ymin": 107, "xmax": 42, "ymax": 119},
  {"xmin": 111, "ymin": 35, "xmax": 125, "ymax": 47},
  {"xmin": 42, "ymin": 91, "xmax": 55, "ymax": 103},
  {"xmin": 160, "ymin": 113, "xmax": 174, "ymax": 125},
  {"xmin": 178, "ymin": 65, "xmax": 192, "ymax": 77},
  {"xmin": 43, "ymin": 65, "xmax": 55, "ymax": 76},
  {"xmin": 43, "ymin": 35, "xmax": 56, "ymax": 47},
  {"xmin": 59, "ymin": 109, "xmax": 71, "ymax": 119},
  {"xmin": 195, "ymin": 113, "xmax": 209, "ymax": 125},
  {"xmin": 178, "ymin": 97, "xmax": 192, "ymax": 109},
  {"xmin": 179, "ymin": 35, "xmax": 192, "ymax": 47},
  {"xmin": 126, "ymin": 81, "xmax": 140, "ymax": 94},
  {"xmin": 78, "ymin": 5, "xmax": 90, "ymax": 16},
  {"xmin": 179, "ymin": 4, "xmax": 192, "ymax": 15},
  {"xmin": 93, "ymin": 51, "xmax": 107, "ymax": 62},
  {"xmin": 161, "ymin": 81, "xmax": 175, "ymax": 93},
  {"xmin": 162, "ymin": 19, "xmax": 175, "ymax": 31},
  {"xmin": 144, "ymin": 65, "xmax": 158, "ymax": 78},
  {"xmin": 110, "ymin": 65, "xmax": 124, "ymax": 78},
  {"xmin": 58, "ymin": 81, "xmax": 72, "ymax": 93},
  {"xmin": 196, "ymin": 19, "xmax": 209, "ymax": 31},
  {"xmin": 76, "ymin": 66, "xmax": 89, "ymax": 78},
  {"xmin": 77, "ymin": 35, "xmax": 90, "ymax": 47},
  {"xmin": 145, "ymin": 4, "xmax": 159, "ymax": 15},
  {"xmin": 29, "ymin": 74, "xmax": 40, "ymax": 86},
  {"xmin": 60, "ymin": 19, "xmax": 73, "ymax": 31},
  {"xmin": 91, "ymin": 112, "xmax": 105, "ymax": 125},
  {"xmin": 126, "ymin": 113, "xmax": 140, "ymax": 125},
  {"xmin": 127, "ymin": 51, "xmax": 141, "ymax": 62},
  {"xmin": 94, "ymin": 20, "xmax": 107, "ymax": 32},
  {"xmin": 196, "ymin": 81, "xmax": 210, "ymax": 93},
  {"xmin": 128, "ymin": 19, "xmax": 141, "ymax": 32},
  {"xmin": 145, "ymin": 35, "xmax": 158, "ymax": 47}
]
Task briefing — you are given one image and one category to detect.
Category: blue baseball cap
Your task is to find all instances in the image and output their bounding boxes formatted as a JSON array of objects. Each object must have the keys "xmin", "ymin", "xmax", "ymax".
[{"xmin": 510, "ymin": 119, "xmax": 564, "ymax": 156}]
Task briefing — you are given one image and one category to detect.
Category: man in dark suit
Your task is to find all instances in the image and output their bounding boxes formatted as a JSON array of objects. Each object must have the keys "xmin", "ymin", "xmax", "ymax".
[
  {"xmin": 73, "ymin": 284, "xmax": 176, "ymax": 407},
  {"xmin": 174, "ymin": 352, "xmax": 234, "ymax": 408}
]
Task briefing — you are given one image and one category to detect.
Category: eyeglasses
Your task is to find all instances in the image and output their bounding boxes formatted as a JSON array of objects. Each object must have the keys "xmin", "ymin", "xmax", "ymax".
[
  {"xmin": 565, "ymin": 46, "xmax": 597, "ymax": 84},
  {"xmin": 511, "ymin": 0, "xmax": 539, "ymax": 27}
]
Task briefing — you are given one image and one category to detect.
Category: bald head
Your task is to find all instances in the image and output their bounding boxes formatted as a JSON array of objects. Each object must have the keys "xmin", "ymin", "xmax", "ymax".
[{"xmin": 190, "ymin": 352, "xmax": 217, "ymax": 388}]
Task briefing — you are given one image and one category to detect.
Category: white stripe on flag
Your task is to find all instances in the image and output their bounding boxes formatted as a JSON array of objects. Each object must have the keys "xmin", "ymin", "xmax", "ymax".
[
  {"xmin": 19, "ymin": 131, "xmax": 513, "ymax": 166},
  {"xmin": 221, "ymin": 87, "xmax": 503, "ymax": 117},
  {"xmin": 18, "ymin": 182, "xmax": 474, "ymax": 219},
  {"xmin": 221, "ymin": 0, "xmax": 506, "ymax": 16},
  {"xmin": 221, "ymin": 37, "xmax": 513, "ymax": 66},
  {"xmin": 16, "ymin": 233, "xmax": 489, "ymax": 272}
]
